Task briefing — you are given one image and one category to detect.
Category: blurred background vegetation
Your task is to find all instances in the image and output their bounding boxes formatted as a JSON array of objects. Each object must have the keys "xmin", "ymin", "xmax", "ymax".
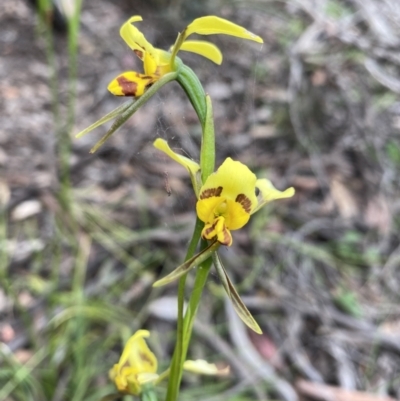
[{"xmin": 1, "ymin": 0, "xmax": 400, "ymax": 400}]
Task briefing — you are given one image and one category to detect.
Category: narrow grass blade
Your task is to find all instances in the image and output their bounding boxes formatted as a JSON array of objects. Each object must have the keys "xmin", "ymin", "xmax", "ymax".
[
  {"xmin": 153, "ymin": 241, "xmax": 219, "ymax": 287},
  {"xmin": 213, "ymin": 253, "xmax": 262, "ymax": 334}
]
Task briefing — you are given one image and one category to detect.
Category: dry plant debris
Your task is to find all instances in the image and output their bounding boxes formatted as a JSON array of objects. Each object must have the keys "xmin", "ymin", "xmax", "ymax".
[{"xmin": 1, "ymin": 0, "xmax": 400, "ymax": 400}]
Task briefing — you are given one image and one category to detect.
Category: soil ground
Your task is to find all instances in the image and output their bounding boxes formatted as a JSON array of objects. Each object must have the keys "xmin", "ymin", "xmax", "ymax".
[{"xmin": 1, "ymin": 0, "xmax": 400, "ymax": 400}]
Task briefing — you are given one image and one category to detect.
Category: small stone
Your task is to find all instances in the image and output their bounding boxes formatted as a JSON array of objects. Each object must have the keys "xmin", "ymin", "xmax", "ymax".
[{"xmin": 11, "ymin": 200, "xmax": 42, "ymax": 221}]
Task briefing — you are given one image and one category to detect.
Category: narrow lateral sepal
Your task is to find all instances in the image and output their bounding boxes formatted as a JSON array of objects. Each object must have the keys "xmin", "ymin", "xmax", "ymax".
[
  {"xmin": 153, "ymin": 241, "xmax": 219, "ymax": 287},
  {"xmin": 76, "ymin": 101, "xmax": 133, "ymax": 138},
  {"xmin": 213, "ymin": 253, "xmax": 262, "ymax": 334}
]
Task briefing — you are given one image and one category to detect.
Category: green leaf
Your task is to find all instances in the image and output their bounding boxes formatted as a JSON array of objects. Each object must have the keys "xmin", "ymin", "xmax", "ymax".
[
  {"xmin": 213, "ymin": 253, "xmax": 262, "ymax": 334},
  {"xmin": 200, "ymin": 95, "xmax": 215, "ymax": 182},
  {"xmin": 176, "ymin": 63, "xmax": 207, "ymax": 126},
  {"xmin": 153, "ymin": 241, "xmax": 219, "ymax": 287}
]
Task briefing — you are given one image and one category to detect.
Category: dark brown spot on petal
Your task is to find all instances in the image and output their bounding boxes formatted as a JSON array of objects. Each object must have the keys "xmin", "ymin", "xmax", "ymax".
[
  {"xmin": 200, "ymin": 186, "xmax": 223, "ymax": 200},
  {"xmin": 121, "ymin": 360, "xmax": 130, "ymax": 369},
  {"xmin": 134, "ymin": 49, "xmax": 144, "ymax": 59},
  {"xmin": 235, "ymin": 194, "xmax": 252, "ymax": 213},
  {"xmin": 139, "ymin": 351, "xmax": 154, "ymax": 366},
  {"xmin": 117, "ymin": 76, "xmax": 138, "ymax": 96}
]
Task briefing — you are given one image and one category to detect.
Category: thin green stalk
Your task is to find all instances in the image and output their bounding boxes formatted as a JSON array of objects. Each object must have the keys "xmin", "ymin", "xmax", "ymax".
[
  {"xmin": 165, "ymin": 218, "xmax": 203, "ymax": 401},
  {"xmin": 59, "ymin": 0, "xmax": 83, "ymax": 208},
  {"xmin": 0, "ymin": 205, "xmax": 8, "ymax": 283},
  {"xmin": 165, "ymin": 75, "xmax": 216, "ymax": 401},
  {"xmin": 181, "ymin": 247, "xmax": 213, "ymax": 364},
  {"xmin": 37, "ymin": 0, "xmax": 60, "ymax": 133}
]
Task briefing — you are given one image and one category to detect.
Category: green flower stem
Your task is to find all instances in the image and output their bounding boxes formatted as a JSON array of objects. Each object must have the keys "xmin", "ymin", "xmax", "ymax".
[
  {"xmin": 165, "ymin": 73, "xmax": 216, "ymax": 400},
  {"xmin": 181, "ymin": 244, "xmax": 213, "ymax": 358},
  {"xmin": 165, "ymin": 241, "xmax": 213, "ymax": 401},
  {"xmin": 171, "ymin": 63, "xmax": 209, "ymax": 401},
  {"xmin": 172, "ymin": 106, "xmax": 216, "ymax": 388},
  {"xmin": 165, "ymin": 217, "xmax": 203, "ymax": 401}
]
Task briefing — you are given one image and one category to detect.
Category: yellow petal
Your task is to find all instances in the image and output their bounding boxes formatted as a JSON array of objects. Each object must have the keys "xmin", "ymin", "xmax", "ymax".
[
  {"xmin": 199, "ymin": 158, "xmax": 257, "ymax": 212},
  {"xmin": 183, "ymin": 359, "xmax": 230, "ymax": 376},
  {"xmin": 120, "ymin": 16, "xmax": 159, "ymax": 75},
  {"xmin": 184, "ymin": 16, "xmax": 263, "ymax": 44},
  {"xmin": 179, "ymin": 40, "xmax": 223, "ymax": 65},
  {"xmin": 196, "ymin": 196, "xmax": 223, "ymax": 224},
  {"xmin": 153, "ymin": 138, "xmax": 201, "ymax": 196},
  {"xmin": 107, "ymin": 72, "xmax": 155, "ymax": 97},
  {"xmin": 119, "ymin": 330, "xmax": 158, "ymax": 376},
  {"xmin": 111, "ymin": 365, "xmax": 141, "ymax": 394},
  {"xmin": 223, "ymin": 199, "xmax": 250, "ymax": 230},
  {"xmin": 252, "ymin": 178, "xmax": 295, "ymax": 214},
  {"xmin": 109, "ymin": 364, "xmax": 119, "ymax": 381}
]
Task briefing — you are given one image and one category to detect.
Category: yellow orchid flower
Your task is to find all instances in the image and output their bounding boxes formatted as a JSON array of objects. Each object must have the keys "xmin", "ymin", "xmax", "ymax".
[
  {"xmin": 110, "ymin": 330, "xmax": 229, "ymax": 395},
  {"xmin": 152, "ymin": 144, "xmax": 294, "ymax": 333},
  {"xmin": 197, "ymin": 158, "xmax": 294, "ymax": 246},
  {"xmin": 153, "ymin": 141, "xmax": 294, "ymax": 246},
  {"xmin": 109, "ymin": 330, "xmax": 158, "ymax": 395},
  {"xmin": 108, "ymin": 15, "xmax": 263, "ymax": 97}
]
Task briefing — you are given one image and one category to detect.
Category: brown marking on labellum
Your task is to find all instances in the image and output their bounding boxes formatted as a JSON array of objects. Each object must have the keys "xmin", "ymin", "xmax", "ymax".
[
  {"xmin": 235, "ymin": 194, "xmax": 252, "ymax": 213},
  {"xmin": 134, "ymin": 49, "xmax": 144, "ymax": 59},
  {"xmin": 203, "ymin": 219, "xmax": 232, "ymax": 245},
  {"xmin": 139, "ymin": 351, "xmax": 154, "ymax": 366},
  {"xmin": 116, "ymin": 76, "xmax": 138, "ymax": 96},
  {"xmin": 219, "ymin": 227, "xmax": 232, "ymax": 246},
  {"xmin": 121, "ymin": 360, "xmax": 130, "ymax": 369},
  {"xmin": 202, "ymin": 223, "xmax": 216, "ymax": 239},
  {"xmin": 200, "ymin": 186, "xmax": 223, "ymax": 200}
]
